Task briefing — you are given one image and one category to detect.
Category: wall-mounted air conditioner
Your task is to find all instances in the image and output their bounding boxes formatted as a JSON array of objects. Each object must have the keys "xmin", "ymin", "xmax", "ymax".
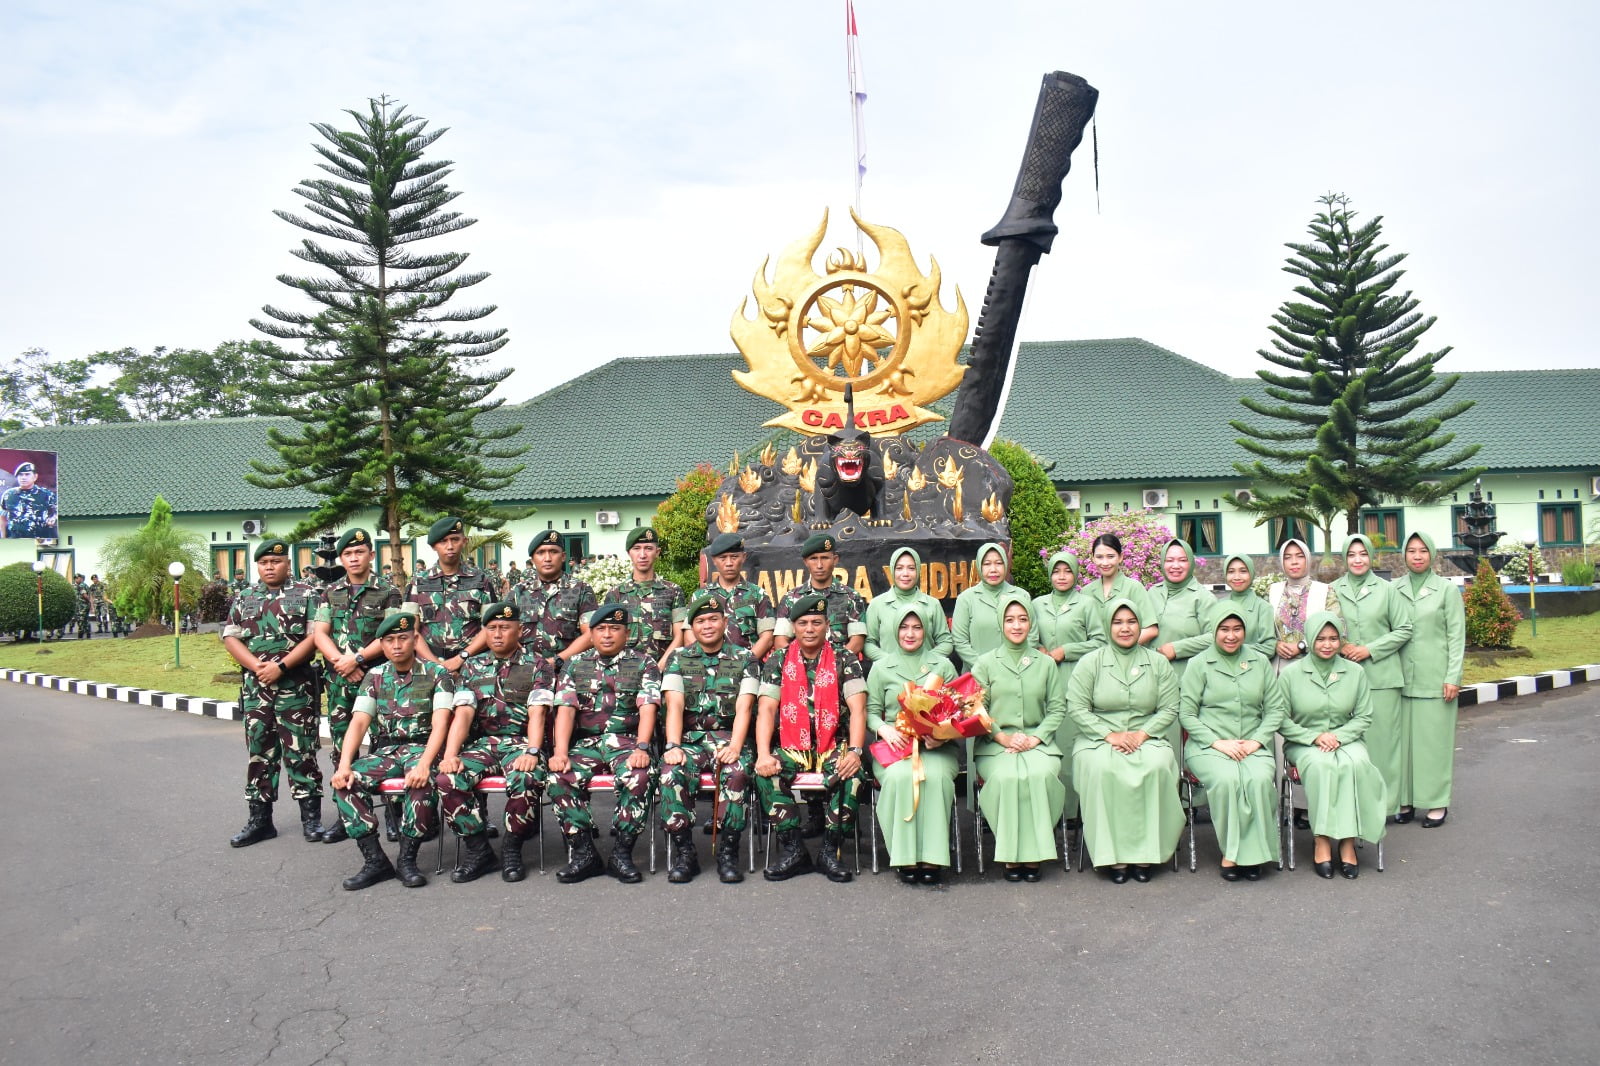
[
  {"xmin": 1142, "ymin": 488, "xmax": 1169, "ymax": 509},
  {"xmin": 595, "ymin": 510, "xmax": 621, "ymax": 527},
  {"xmin": 1057, "ymin": 490, "xmax": 1081, "ymax": 510},
  {"xmin": 241, "ymin": 518, "xmax": 266, "ymax": 537}
]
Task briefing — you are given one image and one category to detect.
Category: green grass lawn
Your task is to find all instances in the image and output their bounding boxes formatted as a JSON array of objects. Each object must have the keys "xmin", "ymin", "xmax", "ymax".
[
  {"xmin": 0, "ymin": 634, "xmax": 244, "ymax": 700},
  {"xmin": 1462, "ymin": 612, "xmax": 1599, "ymax": 685}
]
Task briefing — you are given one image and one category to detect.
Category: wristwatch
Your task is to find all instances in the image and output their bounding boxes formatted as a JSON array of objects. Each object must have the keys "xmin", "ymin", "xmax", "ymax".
[
  {"xmin": 847, "ymin": 745, "xmax": 864, "ymax": 756},
  {"xmin": 354, "ymin": 653, "xmax": 367, "ymax": 669}
]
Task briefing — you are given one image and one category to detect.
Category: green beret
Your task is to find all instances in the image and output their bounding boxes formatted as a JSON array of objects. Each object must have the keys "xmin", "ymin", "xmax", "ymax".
[
  {"xmin": 590, "ymin": 602, "xmax": 631, "ymax": 628},
  {"xmin": 787, "ymin": 593, "xmax": 829, "ymax": 622},
  {"xmin": 334, "ymin": 528, "xmax": 372, "ymax": 554},
  {"xmin": 427, "ymin": 516, "xmax": 465, "ymax": 544},
  {"xmin": 686, "ymin": 591, "xmax": 727, "ymax": 621},
  {"xmin": 14, "ymin": 462, "xmax": 35, "ymax": 476},
  {"xmin": 706, "ymin": 532, "xmax": 744, "ymax": 557},
  {"xmin": 800, "ymin": 533, "xmax": 838, "ymax": 557},
  {"xmin": 254, "ymin": 538, "xmax": 290, "ymax": 560},
  {"xmin": 528, "ymin": 529, "xmax": 562, "ymax": 554},
  {"xmin": 625, "ymin": 527, "xmax": 659, "ymax": 550},
  {"xmin": 375, "ymin": 611, "xmax": 417, "ymax": 638},
  {"xmin": 480, "ymin": 600, "xmax": 520, "ymax": 624}
]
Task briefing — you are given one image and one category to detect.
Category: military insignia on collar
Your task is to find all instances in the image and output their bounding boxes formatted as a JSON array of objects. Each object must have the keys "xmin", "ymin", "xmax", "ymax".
[
  {"xmin": 1330, "ymin": 672, "xmax": 1340, "ymax": 682},
  {"xmin": 1240, "ymin": 661, "xmax": 1250, "ymax": 671},
  {"xmin": 1130, "ymin": 666, "xmax": 1140, "ymax": 677},
  {"xmin": 1019, "ymin": 656, "xmax": 1032, "ymax": 668}
]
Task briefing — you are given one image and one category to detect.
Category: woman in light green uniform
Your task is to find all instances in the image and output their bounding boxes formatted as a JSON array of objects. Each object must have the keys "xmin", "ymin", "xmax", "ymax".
[
  {"xmin": 1394, "ymin": 531, "xmax": 1465, "ymax": 828},
  {"xmin": 972, "ymin": 591, "xmax": 1067, "ymax": 881},
  {"xmin": 1032, "ymin": 551, "xmax": 1098, "ymax": 822},
  {"xmin": 1330, "ymin": 534, "xmax": 1413, "ymax": 818},
  {"xmin": 868, "ymin": 600, "xmax": 960, "ymax": 884},
  {"xmin": 1086, "ymin": 533, "xmax": 1157, "ymax": 646},
  {"xmin": 864, "ymin": 546, "xmax": 954, "ymax": 663},
  {"xmin": 952, "ymin": 542, "xmax": 1027, "ymax": 668},
  {"xmin": 1067, "ymin": 598, "xmax": 1183, "ymax": 882},
  {"xmin": 1280, "ymin": 611, "xmax": 1388, "ymax": 878},
  {"xmin": 1221, "ymin": 554, "xmax": 1276, "ymax": 659},
  {"xmin": 1180, "ymin": 603, "xmax": 1286, "ymax": 880},
  {"xmin": 1148, "ymin": 538, "xmax": 1215, "ymax": 764}
]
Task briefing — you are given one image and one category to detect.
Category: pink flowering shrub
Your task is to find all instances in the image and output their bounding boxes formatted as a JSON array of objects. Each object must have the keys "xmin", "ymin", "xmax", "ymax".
[{"xmin": 1043, "ymin": 510, "xmax": 1176, "ymax": 589}]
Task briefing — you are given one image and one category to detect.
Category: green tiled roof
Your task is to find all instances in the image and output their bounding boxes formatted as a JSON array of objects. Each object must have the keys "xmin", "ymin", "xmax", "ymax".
[{"xmin": 4, "ymin": 339, "xmax": 1595, "ymax": 517}]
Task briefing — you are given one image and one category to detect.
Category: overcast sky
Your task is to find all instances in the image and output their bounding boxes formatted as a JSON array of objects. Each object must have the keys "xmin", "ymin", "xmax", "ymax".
[{"xmin": 3, "ymin": 1, "xmax": 1594, "ymax": 404}]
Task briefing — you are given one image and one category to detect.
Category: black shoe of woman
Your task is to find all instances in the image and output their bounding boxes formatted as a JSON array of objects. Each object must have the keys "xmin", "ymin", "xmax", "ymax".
[
  {"xmin": 918, "ymin": 867, "xmax": 942, "ymax": 885},
  {"xmin": 1129, "ymin": 865, "xmax": 1153, "ymax": 883},
  {"xmin": 1314, "ymin": 860, "xmax": 1335, "ymax": 879},
  {"xmin": 1421, "ymin": 808, "xmax": 1449, "ymax": 828},
  {"xmin": 897, "ymin": 868, "xmax": 918, "ymax": 885},
  {"xmin": 1394, "ymin": 807, "xmax": 1415, "ymax": 824},
  {"xmin": 1242, "ymin": 865, "xmax": 1262, "ymax": 882},
  {"xmin": 1220, "ymin": 865, "xmax": 1242, "ymax": 882},
  {"xmin": 1004, "ymin": 867, "xmax": 1025, "ymax": 882},
  {"xmin": 1106, "ymin": 866, "xmax": 1130, "ymax": 884},
  {"xmin": 1022, "ymin": 866, "xmax": 1041, "ymax": 883},
  {"xmin": 1338, "ymin": 860, "xmax": 1359, "ymax": 880}
]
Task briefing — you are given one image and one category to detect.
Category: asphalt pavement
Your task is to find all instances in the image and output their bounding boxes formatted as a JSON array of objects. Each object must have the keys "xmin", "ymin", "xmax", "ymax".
[{"xmin": 1, "ymin": 682, "xmax": 1596, "ymax": 1065}]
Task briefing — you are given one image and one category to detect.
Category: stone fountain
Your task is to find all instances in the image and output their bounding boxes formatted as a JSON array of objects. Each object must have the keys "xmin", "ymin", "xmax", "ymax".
[{"xmin": 1442, "ymin": 479, "xmax": 1510, "ymax": 576}]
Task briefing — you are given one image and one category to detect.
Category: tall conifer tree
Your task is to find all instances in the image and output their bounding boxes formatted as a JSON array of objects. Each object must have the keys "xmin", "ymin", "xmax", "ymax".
[
  {"xmin": 248, "ymin": 96, "xmax": 524, "ymax": 577},
  {"xmin": 1232, "ymin": 193, "xmax": 1482, "ymax": 546}
]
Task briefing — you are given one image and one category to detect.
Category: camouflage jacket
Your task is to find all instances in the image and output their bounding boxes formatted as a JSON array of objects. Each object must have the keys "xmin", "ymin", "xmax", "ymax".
[
  {"xmin": 772, "ymin": 581, "xmax": 868, "ymax": 646},
  {"xmin": 510, "ymin": 573, "xmax": 598, "ymax": 661},
  {"xmin": 662, "ymin": 642, "xmax": 760, "ymax": 738},
  {"xmin": 405, "ymin": 563, "xmax": 496, "ymax": 658},
  {"xmin": 757, "ymin": 645, "xmax": 869, "ymax": 708},
  {"xmin": 1, "ymin": 485, "xmax": 58, "ymax": 538},
  {"xmin": 688, "ymin": 580, "xmax": 775, "ymax": 652},
  {"xmin": 354, "ymin": 659, "xmax": 456, "ymax": 746},
  {"xmin": 314, "ymin": 574, "xmax": 403, "ymax": 654},
  {"xmin": 223, "ymin": 581, "xmax": 318, "ymax": 675},
  {"xmin": 556, "ymin": 648, "xmax": 664, "ymax": 741},
  {"xmin": 604, "ymin": 576, "xmax": 686, "ymax": 660},
  {"xmin": 453, "ymin": 647, "xmax": 553, "ymax": 740}
]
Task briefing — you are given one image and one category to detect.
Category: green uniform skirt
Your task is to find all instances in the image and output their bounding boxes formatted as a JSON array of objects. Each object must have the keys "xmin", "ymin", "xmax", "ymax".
[
  {"xmin": 1072, "ymin": 737, "xmax": 1183, "ymax": 866},
  {"xmin": 874, "ymin": 745, "xmax": 959, "ymax": 867},
  {"xmin": 975, "ymin": 748, "xmax": 1065, "ymax": 864},
  {"xmin": 1285, "ymin": 739, "xmax": 1387, "ymax": 842},
  {"xmin": 1183, "ymin": 743, "xmax": 1280, "ymax": 866}
]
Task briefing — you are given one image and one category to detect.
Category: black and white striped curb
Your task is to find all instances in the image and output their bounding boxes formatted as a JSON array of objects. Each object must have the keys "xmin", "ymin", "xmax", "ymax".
[{"xmin": 1459, "ymin": 664, "xmax": 1600, "ymax": 707}]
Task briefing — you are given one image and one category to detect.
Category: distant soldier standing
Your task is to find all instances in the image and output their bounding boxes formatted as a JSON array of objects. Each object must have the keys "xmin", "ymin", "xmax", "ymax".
[
  {"xmin": 604, "ymin": 526, "xmax": 685, "ymax": 669},
  {"xmin": 547, "ymin": 603, "xmax": 663, "ymax": 884},
  {"xmin": 222, "ymin": 538, "xmax": 325, "ymax": 847},
  {"xmin": 435, "ymin": 602, "xmax": 553, "ymax": 884},
  {"xmin": 510, "ymin": 529, "xmax": 596, "ymax": 677},
  {"xmin": 772, "ymin": 533, "xmax": 866, "ymax": 656},
  {"xmin": 0, "ymin": 461, "xmax": 58, "ymax": 539},
  {"xmin": 311, "ymin": 528, "xmax": 403, "ymax": 843},
  {"xmin": 681, "ymin": 532, "xmax": 775, "ymax": 659},
  {"xmin": 660, "ymin": 592, "xmax": 760, "ymax": 884},
  {"xmin": 405, "ymin": 516, "xmax": 495, "ymax": 674},
  {"xmin": 330, "ymin": 611, "xmax": 455, "ymax": 890}
]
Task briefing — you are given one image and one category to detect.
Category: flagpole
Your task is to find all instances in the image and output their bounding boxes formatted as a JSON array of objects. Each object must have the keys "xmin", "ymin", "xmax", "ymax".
[{"xmin": 846, "ymin": 0, "xmax": 866, "ymax": 256}]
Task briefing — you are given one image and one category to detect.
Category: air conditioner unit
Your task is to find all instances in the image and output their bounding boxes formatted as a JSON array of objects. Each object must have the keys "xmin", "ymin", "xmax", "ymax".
[
  {"xmin": 241, "ymin": 518, "xmax": 265, "ymax": 537},
  {"xmin": 1142, "ymin": 488, "xmax": 1169, "ymax": 509},
  {"xmin": 1057, "ymin": 490, "xmax": 1081, "ymax": 510},
  {"xmin": 595, "ymin": 510, "xmax": 621, "ymax": 527},
  {"xmin": 1590, "ymin": 475, "xmax": 1600, "ymax": 497},
  {"xmin": 1233, "ymin": 489, "xmax": 1255, "ymax": 505}
]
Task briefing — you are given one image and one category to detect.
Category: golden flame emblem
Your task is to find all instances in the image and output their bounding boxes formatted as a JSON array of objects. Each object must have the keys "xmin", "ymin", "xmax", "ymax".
[
  {"xmin": 737, "ymin": 466, "xmax": 761, "ymax": 494},
  {"xmin": 759, "ymin": 442, "xmax": 777, "ymax": 467},
  {"xmin": 981, "ymin": 492, "xmax": 1005, "ymax": 522},
  {"xmin": 716, "ymin": 493, "xmax": 740, "ymax": 533}
]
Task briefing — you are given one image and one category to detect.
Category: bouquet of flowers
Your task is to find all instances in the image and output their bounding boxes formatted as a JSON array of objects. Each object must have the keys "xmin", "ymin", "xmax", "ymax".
[{"xmin": 871, "ymin": 674, "xmax": 992, "ymax": 819}]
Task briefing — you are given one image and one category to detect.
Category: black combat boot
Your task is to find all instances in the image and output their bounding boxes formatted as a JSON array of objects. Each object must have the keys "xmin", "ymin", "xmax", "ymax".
[
  {"xmin": 229, "ymin": 801, "xmax": 277, "ymax": 848},
  {"xmin": 716, "ymin": 830, "xmax": 744, "ymax": 884},
  {"xmin": 608, "ymin": 831, "xmax": 643, "ymax": 883},
  {"xmin": 763, "ymin": 828, "xmax": 815, "ymax": 881},
  {"xmin": 500, "ymin": 829, "xmax": 528, "ymax": 883},
  {"xmin": 450, "ymin": 832, "xmax": 499, "ymax": 883},
  {"xmin": 384, "ymin": 800, "xmax": 401, "ymax": 842},
  {"xmin": 816, "ymin": 831, "xmax": 854, "ymax": 883},
  {"xmin": 319, "ymin": 817, "xmax": 348, "ymax": 844},
  {"xmin": 667, "ymin": 830, "xmax": 700, "ymax": 883},
  {"xmin": 556, "ymin": 828, "xmax": 605, "ymax": 884},
  {"xmin": 395, "ymin": 836, "xmax": 428, "ymax": 888},
  {"xmin": 298, "ymin": 797, "xmax": 324, "ymax": 842},
  {"xmin": 342, "ymin": 834, "xmax": 396, "ymax": 891},
  {"xmin": 803, "ymin": 795, "xmax": 825, "ymax": 838}
]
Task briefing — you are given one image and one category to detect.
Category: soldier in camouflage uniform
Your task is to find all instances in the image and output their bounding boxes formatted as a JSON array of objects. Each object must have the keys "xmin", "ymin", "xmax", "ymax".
[
  {"xmin": 89, "ymin": 576, "xmax": 107, "ymax": 633},
  {"xmin": 311, "ymin": 528, "xmax": 403, "ymax": 842},
  {"xmin": 510, "ymin": 529, "xmax": 596, "ymax": 677},
  {"xmin": 756, "ymin": 593, "xmax": 869, "ymax": 883},
  {"xmin": 435, "ymin": 601, "xmax": 553, "ymax": 884},
  {"xmin": 772, "ymin": 532, "xmax": 867, "ymax": 656},
  {"xmin": 547, "ymin": 603, "xmax": 663, "ymax": 884},
  {"xmin": 680, "ymin": 531, "xmax": 775, "ymax": 660},
  {"xmin": 222, "ymin": 538, "xmax": 325, "ymax": 847},
  {"xmin": 330, "ymin": 611, "xmax": 455, "ymax": 890},
  {"xmin": 660, "ymin": 591, "xmax": 760, "ymax": 884},
  {"xmin": 0, "ymin": 461, "xmax": 59, "ymax": 539},
  {"xmin": 604, "ymin": 526, "xmax": 685, "ymax": 669},
  {"xmin": 405, "ymin": 516, "xmax": 496, "ymax": 674}
]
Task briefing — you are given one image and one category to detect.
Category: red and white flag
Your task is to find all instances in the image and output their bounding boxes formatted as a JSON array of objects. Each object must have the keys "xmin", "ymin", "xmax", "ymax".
[{"xmin": 846, "ymin": 0, "xmax": 867, "ymax": 195}]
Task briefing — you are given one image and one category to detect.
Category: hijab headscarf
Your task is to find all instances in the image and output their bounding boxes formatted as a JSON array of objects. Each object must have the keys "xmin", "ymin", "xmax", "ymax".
[
  {"xmin": 1161, "ymin": 538, "xmax": 1199, "ymax": 594},
  {"xmin": 1278, "ymin": 538, "xmax": 1313, "ymax": 595},
  {"xmin": 1207, "ymin": 602, "xmax": 1249, "ymax": 660},
  {"xmin": 1342, "ymin": 533, "xmax": 1376, "ymax": 589},
  {"xmin": 995, "ymin": 589, "xmax": 1034, "ymax": 659},
  {"xmin": 882, "ymin": 598, "xmax": 940, "ymax": 675},
  {"xmin": 1304, "ymin": 610, "xmax": 1345, "ymax": 677},
  {"xmin": 976, "ymin": 542, "xmax": 1010, "ymax": 589},
  {"xmin": 1102, "ymin": 596, "xmax": 1145, "ymax": 678},
  {"xmin": 1223, "ymin": 553, "xmax": 1256, "ymax": 603},
  {"xmin": 1404, "ymin": 532, "xmax": 1435, "ymax": 592},
  {"xmin": 887, "ymin": 546, "xmax": 924, "ymax": 603},
  {"xmin": 1045, "ymin": 550, "xmax": 1080, "ymax": 606}
]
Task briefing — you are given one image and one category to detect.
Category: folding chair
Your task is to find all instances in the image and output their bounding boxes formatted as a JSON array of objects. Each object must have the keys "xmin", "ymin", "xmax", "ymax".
[{"xmin": 1279, "ymin": 764, "xmax": 1384, "ymax": 872}]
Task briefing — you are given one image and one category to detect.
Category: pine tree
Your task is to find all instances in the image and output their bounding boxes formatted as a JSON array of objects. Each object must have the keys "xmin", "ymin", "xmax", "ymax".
[
  {"xmin": 1232, "ymin": 193, "xmax": 1483, "ymax": 544},
  {"xmin": 248, "ymin": 96, "xmax": 524, "ymax": 578}
]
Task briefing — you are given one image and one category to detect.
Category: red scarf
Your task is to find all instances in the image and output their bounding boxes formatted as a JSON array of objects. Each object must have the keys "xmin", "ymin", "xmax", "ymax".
[{"xmin": 778, "ymin": 640, "xmax": 840, "ymax": 752}]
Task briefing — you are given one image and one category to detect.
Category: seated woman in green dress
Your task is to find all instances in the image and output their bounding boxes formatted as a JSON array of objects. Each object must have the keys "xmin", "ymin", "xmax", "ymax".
[
  {"xmin": 972, "ymin": 591, "xmax": 1068, "ymax": 883},
  {"xmin": 1067, "ymin": 598, "xmax": 1184, "ymax": 883},
  {"xmin": 1280, "ymin": 611, "xmax": 1389, "ymax": 879},
  {"xmin": 1179, "ymin": 603, "xmax": 1286, "ymax": 881},
  {"xmin": 868, "ymin": 600, "xmax": 960, "ymax": 885}
]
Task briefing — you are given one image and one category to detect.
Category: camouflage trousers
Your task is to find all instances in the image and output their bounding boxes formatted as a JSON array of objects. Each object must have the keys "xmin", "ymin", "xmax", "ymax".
[
  {"xmin": 333, "ymin": 743, "xmax": 439, "ymax": 840},
  {"xmin": 548, "ymin": 735, "xmax": 652, "ymax": 837},
  {"xmin": 756, "ymin": 746, "xmax": 860, "ymax": 834},
  {"xmin": 435, "ymin": 735, "xmax": 541, "ymax": 837},
  {"xmin": 242, "ymin": 672, "xmax": 321, "ymax": 803},
  {"xmin": 659, "ymin": 732, "xmax": 752, "ymax": 833},
  {"xmin": 324, "ymin": 673, "xmax": 362, "ymax": 772}
]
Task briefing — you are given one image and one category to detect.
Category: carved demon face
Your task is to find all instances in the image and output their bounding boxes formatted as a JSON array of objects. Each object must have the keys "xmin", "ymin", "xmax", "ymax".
[{"xmin": 832, "ymin": 440, "xmax": 867, "ymax": 482}]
